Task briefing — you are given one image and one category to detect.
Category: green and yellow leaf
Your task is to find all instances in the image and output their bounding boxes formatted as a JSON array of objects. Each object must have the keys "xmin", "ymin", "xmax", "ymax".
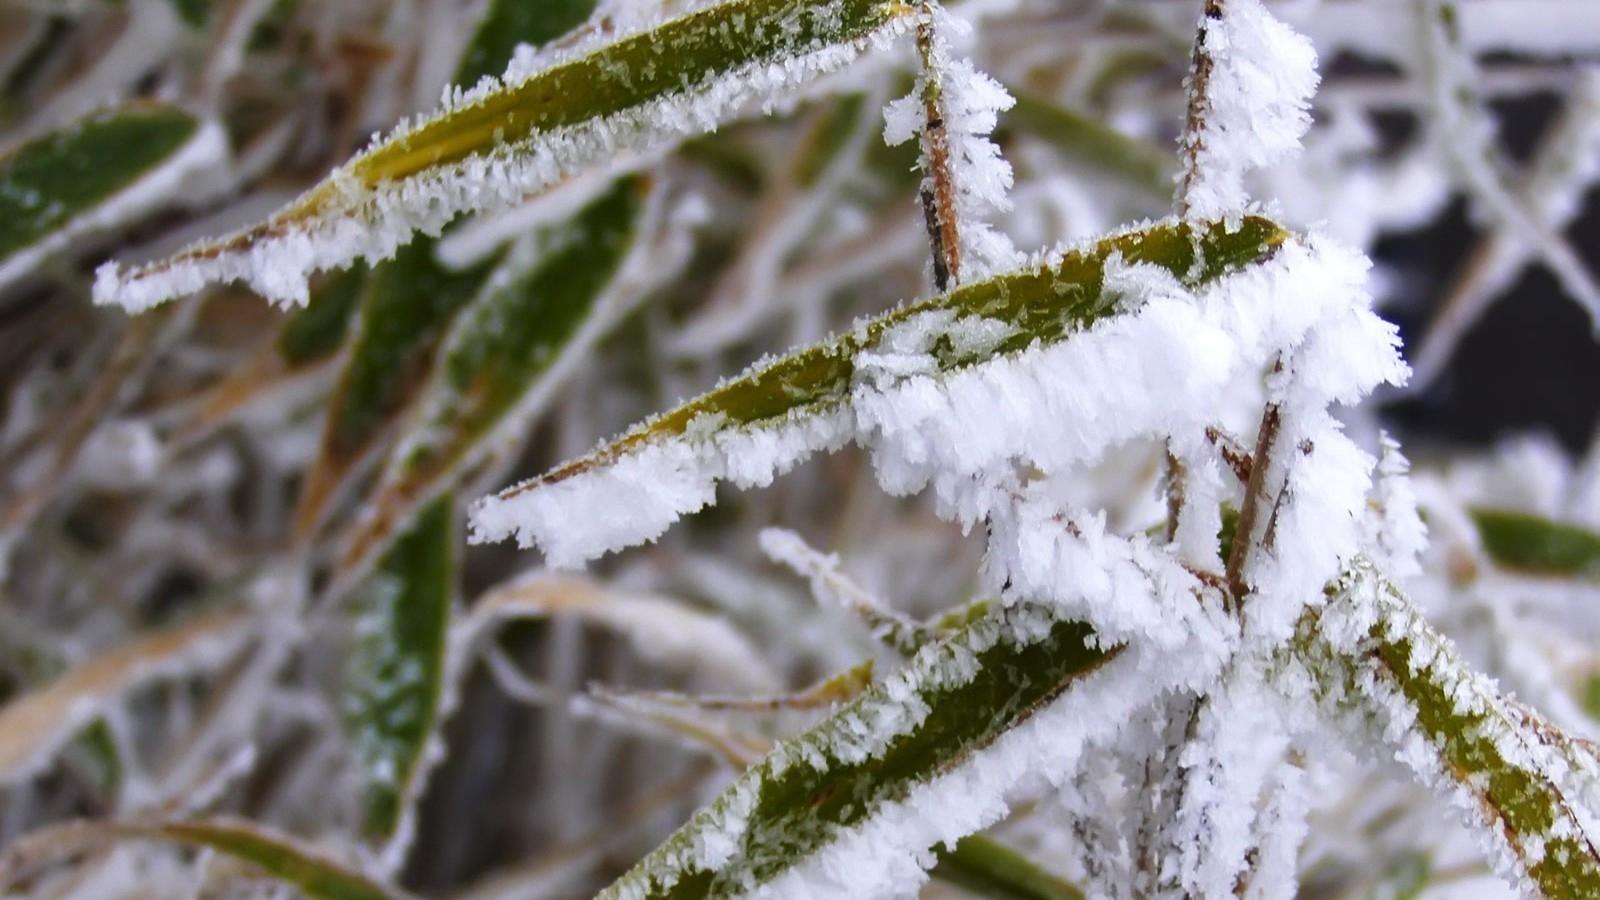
[
  {"xmin": 1313, "ymin": 563, "xmax": 1600, "ymax": 898},
  {"xmin": 93, "ymin": 0, "xmax": 916, "ymax": 309}
]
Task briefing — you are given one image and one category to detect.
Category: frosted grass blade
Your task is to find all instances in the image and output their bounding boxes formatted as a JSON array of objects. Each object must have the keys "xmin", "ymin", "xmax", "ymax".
[
  {"xmin": 292, "ymin": 241, "xmax": 497, "ymax": 540},
  {"xmin": 0, "ymin": 103, "xmax": 223, "ymax": 293},
  {"xmin": 471, "ymin": 215, "xmax": 1287, "ymax": 564},
  {"xmin": 0, "ymin": 612, "xmax": 250, "ymax": 786},
  {"xmin": 126, "ymin": 819, "xmax": 409, "ymax": 900},
  {"xmin": 94, "ymin": 0, "xmax": 916, "ymax": 309},
  {"xmin": 597, "ymin": 601, "xmax": 1116, "ymax": 898},
  {"xmin": 338, "ymin": 176, "xmax": 649, "ymax": 573},
  {"xmin": 344, "ymin": 494, "xmax": 455, "ymax": 847},
  {"xmin": 1314, "ymin": 563, "xmax": 1600, "ymax": 898}
]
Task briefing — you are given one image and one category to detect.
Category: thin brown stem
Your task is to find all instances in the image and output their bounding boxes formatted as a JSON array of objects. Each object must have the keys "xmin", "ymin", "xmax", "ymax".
[
  {"xmin": 915, "ymin": 3, "xmax": 962, "ymax": 290},
  {"xmin": 1225, "ymin": 391, "xmax": 1283, "ymax": 603},
  {"xmin": 1174, "ymin": 0, "xmax": 1225, "ymax": 218}
]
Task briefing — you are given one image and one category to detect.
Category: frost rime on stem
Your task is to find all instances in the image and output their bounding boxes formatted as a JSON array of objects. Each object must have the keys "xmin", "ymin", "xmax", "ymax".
[
  {"xmin": 1176, "ymin": 0, "xmax": 1319, "ymax": 219},
  {"xmin": 884, "ymin": 3, "xmax": 1018, "ymax": 286}
]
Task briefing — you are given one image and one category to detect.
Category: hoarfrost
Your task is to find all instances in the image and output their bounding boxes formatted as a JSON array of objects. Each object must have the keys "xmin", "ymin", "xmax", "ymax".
[
  {"xmin": 94, "ymin": 0, "xmax": 914, "ymax": 309},
  {"xmin": 1178, "ymin": 0, "xmax": 1319, "ymax": 219},
  {"xmin": 884, "ymin": 6, "xmax": 1019, "ymax": 280}
]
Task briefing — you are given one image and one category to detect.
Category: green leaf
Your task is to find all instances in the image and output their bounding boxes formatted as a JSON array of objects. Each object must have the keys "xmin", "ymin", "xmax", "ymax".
[
  {"xmin": 510, "ymin": 216, "xmax": 1285, "ymax": 493},
  {"xmin": 340, "ymin": 176, "xmax": 648, "ymax": 570},
  {"xmin": 1315, "ymin": 564, "xmax": 1600, "ymax": 898},
  {"xmin": 1470, "ymin": 507, "xmax": 1600, "ymax": 580},
  {"xmin": 96, "ymin": 0, "xmax": 915, "ymax": 308},
  {"xmin": 293, "ymin": 242, "xmax": 496, "ymax": 538},
  {"xmin": 0, "ymin": 103, "xmax": 210, "ymax": 290},
  {"xmin": 935, "ymin": 835, "xmax": 1085, "ymax": 900},
  {"xmin": 1006, "ymin": 92, "xmax": 1171, "ymax": 201},
  {"xmin": 343, "ymin": 494, "xmax": 455, "ymax": 843},
  {"xmin": 168, "ymin": 0, "xmax": 212, "ymax": 26},
  {"xmin": 454, "ymin": 0, "xmax": 598, "ymax": 89},
  {"xmin": 121, "ymin": 818, "xmax": 411, "ymax": 900},
  {"xmin": 598, "ymin": 602, "xmax": 1117, "ymax": 898}
]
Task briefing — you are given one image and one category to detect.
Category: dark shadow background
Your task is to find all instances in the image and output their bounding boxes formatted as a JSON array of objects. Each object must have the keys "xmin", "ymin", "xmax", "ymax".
[{"xmin": 1364, "ymin": 87, "xmax": 1600, "ymax": 455}]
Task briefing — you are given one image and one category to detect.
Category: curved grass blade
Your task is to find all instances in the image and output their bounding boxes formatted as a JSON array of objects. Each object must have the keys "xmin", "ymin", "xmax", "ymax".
[
  {"xmin": 1470, "ymin": 508, "xmax": 1600, "ymax": 580},
  {"xmin": 0, "ymin": 612, "xmax": 250, "ymax": 786},
  {"xmin": 465, "ymin": 572, "xmax": 777, "ymax": 691},
  {"xmin": 470, "ymin": 215, "xmax": 1287, "ymax": 564},
  {"xmin": 127, "ymin": 818, "xmax": 409, "ymax": 900},
  {"xmin": 338, "ymin": 175, "xmax": 650, "ymax": 574},
  {"xmin": 343, "ymin": 494, "xmax": 455, "ymax": 849},
  {"xmin": 597, "ymin": 601, "xmax": 1118, "ymax": 899},
  {"xmin": 292, "ymin": 241, "xmax": 497, "ymax": 540},
  {"xmin": 94, "ymin": 0, "xmax": 916, "ymax": 309},
  {"xmin": 0, "ymin": 102, "xmax": 223, "ymax": 292},
  {"xmin": 1313, "ymin": 562, "xmax": 1600, "ymax": 898}
]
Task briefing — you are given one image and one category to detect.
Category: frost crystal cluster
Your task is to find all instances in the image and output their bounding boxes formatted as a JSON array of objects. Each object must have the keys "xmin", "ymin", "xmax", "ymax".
[{"xmin": 1, "ymin": 0, "xmax": 1598, "ymax": 898}]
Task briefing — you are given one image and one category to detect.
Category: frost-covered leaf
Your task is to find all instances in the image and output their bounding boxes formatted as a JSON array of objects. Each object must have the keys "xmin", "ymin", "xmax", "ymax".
[
  {"xmin": 344, "ymin": 494, "xmax": 455, "ymax": 846},
  {"xmin": 454, "ymin": 0, "xmax": 597, "ymax": 89},
  {"xmin": 1470, "ymin": 508, "xmax": 1600, "ymax": 580},
  {"xmin": 122, "ymin": 818, "xmax": 409, "ymax": 900},
  {"xmin": 93, "ymin": 0, "xmax": 916, "ymax": 309},
  {"xmin": 0, "ymin": 612, "xmax": 250, "ymax": 786},
  {"xmin": 1314, "ymin": 563, "xmax": 1600, "ymax": 897},
  {"xmin": 0, "ymin": 103, "xmax": 223, "ymax": 292},
  {"xmin": 293, "ymin": 242, "xmax": 497, "ymax": 538},
  {"xmin": 597, "ymin": 601, "xmax": 1116, "ymax": 898},
  {"xmin": 339, "ymin": 176, "xmax": 649, "ymax": 572},
  {"xmin": 472, "ymin": 215, "xmax": 1287, "ymax": 566}
]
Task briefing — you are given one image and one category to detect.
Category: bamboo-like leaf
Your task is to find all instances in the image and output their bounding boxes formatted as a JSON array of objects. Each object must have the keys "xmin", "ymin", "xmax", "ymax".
[
  {"xmin": 1470, "ymin": 508, "xmax": 1600, "ymax": 580},
  {"xmin": 0, "ymin": 612, "xmax": 250, "ymax": 786},
  {"xmin": 126, "ymin": 818, "xmax": 409, "ymax": 900},
  {"xmin": 293, "ymin": 242, "xmax": 496, "ymax": 539},
  {"xmin": 93, "ymin": 0, "xmax": 916, "ymax": 309},
  {"xmin": 0, "ymin": 102, "xmax": 223, "ymax": 292},
  {"xmin": 339, "ymin": 175, "xmax": 649, "ymax": 572},
  {"xmin": 344, "ymin": 494, "xmax": 455, "ymax": 845},
  {"xmin": 1006, "ymin": 92, "xmax": 1171, "ymax": 201},
  {"xmin": 472, "ymin": 215, "xmax": 1286, "ymax": 561},
  {"xmin": 1313, "ymin": 563, "xmax": 1600, "ymax": 897},
  {"xmin": 454, "ymin": 0, "xmax": 598, "ymax": 89},
  {"xmin": 511, "ymin": 216, "xmax": 1277, "ymax": 486},
  {"xmin": 597, "ymin": 601, "xmax": 1116, "ymax": 898}
]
